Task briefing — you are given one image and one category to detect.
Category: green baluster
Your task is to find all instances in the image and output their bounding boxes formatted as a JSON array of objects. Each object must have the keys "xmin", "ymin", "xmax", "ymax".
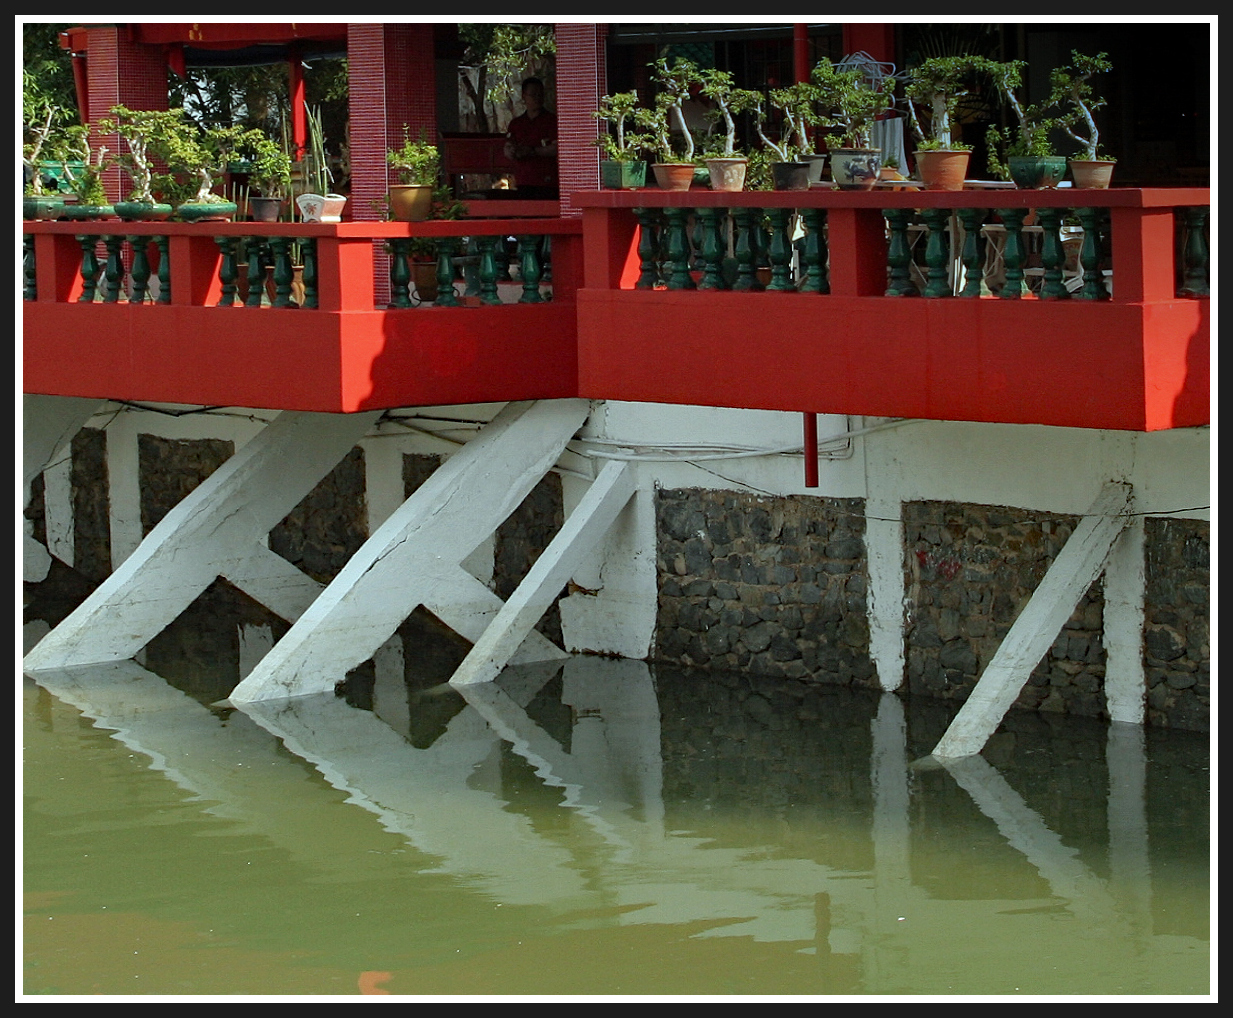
[
  {"xmin": 1074, "ymin": 206, "xmax": 1109, "ymax": 300},
  {"xmin": 434, "ymin": 237, "xmax": 460, "ymax": 307},
  {"xmin": 997, "ymin": 208, "xmax": 1029, "ymax": 298},
  {"xmin": 300, "ymin": 238, "xmax": 318, "ymax": 309},
  {"xmin": 1035, "ymin": 207, "xmax": 1070, "ymax": 299},
  {"xmin": 956, "ymin": 208, "xmax": 988, "ymax": 297},
  {"xmin": 244, "ymin": 237, "xmax": 266, "ymax": 307},
  {"xmin": 215, "ymin": 236, "xmax": 239, "ymax": 306},
  {"xmin": 633, "ymin": 207, "xmax": 661, "ymax": 289},
  {"xmin": 475, "ymin": 235, "xmax": 502, "ymax": 304},
  {"xmin": 1178, "ymin": 206, "xmax": 1209, "ymax": 297},
  {"xmin": 883, "ymin": 208, "xmax": 918, "ymax": 297},
  {"xmin": 517, "ymin": 235, "xmax": 544, "ymax": 302},
  {"xmin": 695, "ymin": 207, "xmax": 726, "ymax": 290},
  {"xmin": 388, "ymin": 237, "xmax": 413, "ymax": 308},
  {"xmin": 128, "ymin": 235, "xmax": 151, "ymax": 304},
  {"xmin": 23, "ymin": 234, "xmax": 36, "ymax": 302},
  {"xmin": 102, "ymin": 235, "xmax": 125, "ymax": 303},
  {"xmin": 921, "ymin": 207, "xmax": 953, "ymax": 298},
  {"xmin": 764, "ymin": 207, "xmax": 794, "ymax": 291},
  {"xmin": 269, "ymin": 235, "xmax": 295, "ymax": 307},
  {"xmin": 540, "ymin": 233, "xmax": 552, "ymax": 284},
  {"xmin": 663, "ymin": 206, "xmax": 695, "ymax": 290},
  {"xmin": 154, "ymin": 235, "xmax": 171, "ymax": 304},
  {"xmin": 77, "ymin": 235, "xmax": 102, "ymax": 303},
  {"xmin": 731, "ymin": 207, "xmax": 763, "ymax": 291},
  {"xmin": 798, "ymin": 208, "xmax": 828, "ymax": 294}
]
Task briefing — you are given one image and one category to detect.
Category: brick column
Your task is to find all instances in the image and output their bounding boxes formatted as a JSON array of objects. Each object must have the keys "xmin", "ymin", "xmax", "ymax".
[
  {"xmin": 555, "ymin": 24, "xmax": 607, "ymax": 218},
  {"xmin": 348, "ymin": 23, "xmax": 437, "ymax": 304},
  {"xmin": 86, "ymin": 27, "xmax": 169, "ymax": 204}
]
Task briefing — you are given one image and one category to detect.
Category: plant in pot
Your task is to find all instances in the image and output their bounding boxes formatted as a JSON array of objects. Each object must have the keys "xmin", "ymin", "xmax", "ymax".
[
  {"xmin": 297, "ymin": 104, "xmax": 347, "ymax": 223},
  {"xmin": 1049, "ymin": 50, "xmax": 1116, "ymax": 189},
  {"xmin": 594, "ymin": 90, "xmax": 650, "ymax": 190},
  {"xmin": 151, "ymin": 114, "xmax": 253, "ymax": 222},
  {"xmin": 695, "ymin": 67, "xmax": 759, "ymax": 192},
  {"xmin": 53, "ymin": 124, "xmax": 113, "ymax": 219},
  {"xmin": 94, "ymin": 105, "xmax": 175, "ymax": 220},
  {"xmin": 744, "ymin": 80, "xmax": 823, "ymax": 189},
  {"xmin": 903, "ymin": 55, "xmax": 995, "ymax": 190},
  {"xmin": 241, "ymin": 131, "xmax": 292, "ymax": 222},
  {"xmin": 387, "ymin": 126, "xmax": 439, "ymax": 222},
  {"xmin": 812, "ymin": 56, "xmax": 895, "ymax": 190},
  {"xmin": 640, "ymin": 57, "xmax": 700, "ymax": 191},
  {"xmin": 402, "ymin": 187, "xmax": 469, "ymax": 303},
  {"xmin": 985, "ymin": 59, "xmax": 1068, "ymax": 189}
]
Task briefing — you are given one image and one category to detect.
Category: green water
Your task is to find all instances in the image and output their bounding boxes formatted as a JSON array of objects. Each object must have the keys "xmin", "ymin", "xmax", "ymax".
[{"xmin": 22, "ymin": 622, "xmax": 1210, "ymax": 999}]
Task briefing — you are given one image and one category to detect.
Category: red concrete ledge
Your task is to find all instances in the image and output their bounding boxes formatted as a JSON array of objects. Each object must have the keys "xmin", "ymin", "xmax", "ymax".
[
  {"xmin": 23, "ymin": 301, "xmax": 578, "ymax": 413},
  {"xmin": 575, "ymin": 289, "xmax": 1208, "ymax": 432}
]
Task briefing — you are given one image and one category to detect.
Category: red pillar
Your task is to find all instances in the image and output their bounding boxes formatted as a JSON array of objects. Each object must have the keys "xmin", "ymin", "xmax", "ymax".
[
  {"xmin": 288, "ymin": 45, "xmax": 307, "ymax": 161},
  {"xmin": 842, "ymin": 24, "xmax": 895, "ymax": 63}
]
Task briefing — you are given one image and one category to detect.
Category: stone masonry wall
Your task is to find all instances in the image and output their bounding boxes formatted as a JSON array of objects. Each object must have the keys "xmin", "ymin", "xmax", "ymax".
[{"xmin": 654, "ymin": 489, "xmax": 874, "ymax": 687}]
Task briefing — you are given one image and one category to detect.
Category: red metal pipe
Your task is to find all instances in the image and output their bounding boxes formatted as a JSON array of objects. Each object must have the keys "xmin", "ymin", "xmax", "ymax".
[{"xmin": 803, "ymin": 412, "xmax": 818, "ymax": 488}]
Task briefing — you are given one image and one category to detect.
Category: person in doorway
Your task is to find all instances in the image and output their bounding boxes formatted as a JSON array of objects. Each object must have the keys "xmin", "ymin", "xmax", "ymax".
[{"xmin": 503, "ymin": 76, "xmax": 558, "ymax": 198}]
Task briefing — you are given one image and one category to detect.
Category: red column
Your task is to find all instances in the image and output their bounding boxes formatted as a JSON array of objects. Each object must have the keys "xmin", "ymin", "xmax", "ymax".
[{"xmin": 842, "ymin": 24, "xmax": 895, "ymax": 63}]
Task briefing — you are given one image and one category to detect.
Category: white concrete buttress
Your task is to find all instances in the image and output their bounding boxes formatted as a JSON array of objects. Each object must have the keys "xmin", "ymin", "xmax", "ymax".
[
  {"xmin": 930, "ymin": 481, "xmax": 1133, "ymax": 760},
  {"xmin": 228, "ymin": 399, "xmax": 591, "ymax": 704},
  {"xmin": 23, "ymin": 410, "xmax": 382, "ymax": 672}
]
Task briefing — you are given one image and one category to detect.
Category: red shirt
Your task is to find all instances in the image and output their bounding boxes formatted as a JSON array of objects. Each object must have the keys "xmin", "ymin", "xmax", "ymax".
[{"xmin": 505, "ymin": 110, "xmax": 558, "ymax": 188}]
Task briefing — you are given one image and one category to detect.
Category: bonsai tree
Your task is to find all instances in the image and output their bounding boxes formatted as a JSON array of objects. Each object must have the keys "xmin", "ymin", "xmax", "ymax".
[
  {"xmin": 984, "ymin": 59, "xmax": 1066, "ymax": 177},
  {"xmin": 645, "ymin": 56, "xmax": 702, "ymax": 163},
  {"xmin": 55, "ymin": 123, "xmax": 109, "ymax": 206},
  {"xmin": 695, "ymin": 67, "xmax": 759, "ymax": 159},
  {"xmin": 751, "ymin": 81, "xmax": 824, "ymax": 161},
  {"xmin": 240, "ymin": 131, "xmax": 292, "ymax": 198},
  {"xmin": 594, "ymin": 90, "xmax": 651, "ymax": 162},
  {"xmin": 151, "ymin": 113, "xmax": 266, "ymax": 205},
  {"xmin": 903, "ymin": 55, "xmax": 997, "ymax": 150},
  {"xmin": 22, "ymin": 68, "xmax": 78, "ymax": 195},
  {"xmin": 1049, "ymin": 50, "xmax": 1114, "ymax": 162},
  {"xmin": 812, "ymin": 56, "xmax": 895, "ymax": 150},
  {"xmin": 95, "ymin": 105, "xmax": 170, "ymax": 203},
  {"xmin": 387, "ymin": 127, "xmax": 440, "ymax": 185}
]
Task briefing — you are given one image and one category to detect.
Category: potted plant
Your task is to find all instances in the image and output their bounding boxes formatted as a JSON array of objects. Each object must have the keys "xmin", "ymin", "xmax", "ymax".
[
  {"xmin": 594, "ymin": 90, "xmax": 650, "ymax": 190},
  {"xmin": 813, "ymin": 56, "xmax": 895, "ymax": 190},
  {"xmin": 386, "ymin": 126, "xmax": 439, "ymax": 222},
  {"xmin": 53, "ymin": 124, "xmax": 112, "ymax": 219},
  {"xmin": 156, "ymin": 115, "xmax": 272, "ymax": 222},
  {"xmin": 751, "ymin": 81, "xmax": 824, "ymax": 190},
  {"xmin": 1050, "ymin": 50, "xmax": 1116, "ymax": 189},
  {"xmin": 696, "ymin": 68, "xmax": 758, "ymax": 192},
  {"xmin": 242, "ymin": 131, "xmax": 292, "ymax": 222},
  {"xmin": 903, "ymin": 55, "xmax": 994, "ymax": 190},
  {"xmin": 985, "ymin": 59, "xmax": 1068, "ymax": 189},
  {"xmin": 296, "ymin": 104, "xmax": 347, "ymax": 223},
  {"xmin": 95, "ymin": 106, "xmax": 176, "ymax": 220},
  {"xmin": 640, "ymin": 57, "xmax": 700, "ymax": 191}
]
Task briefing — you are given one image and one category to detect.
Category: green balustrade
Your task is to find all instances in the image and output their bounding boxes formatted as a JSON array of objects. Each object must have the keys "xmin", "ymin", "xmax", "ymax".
[
  {"xmin": 1178, "ymin": 207, "xmax": 1209, "ymax": 298},
  {"xmin": 77, "ymin": 235, "xmax": 102, "ymax": 303},
  {"xmin": 956, "ymin": 209, "xmax": 989, "ymax": 298},
  {"xmin": 102, "ymin": 235, "xmax": 125, "ymax": 303},
  {"xmin": 883, "ymin": 209, "xmax": 918, "ymax": 297},
  {"xmin": 730, "ymin": 207, "xmax": 763, "ymax": 292}
]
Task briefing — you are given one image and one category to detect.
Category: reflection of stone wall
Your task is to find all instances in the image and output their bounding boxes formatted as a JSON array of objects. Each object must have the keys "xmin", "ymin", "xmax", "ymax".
[
  {"xmin": 1144, "ymin": 518, "xmax": 1209, "ymax": 731},
  {"xmin": 654, "ymin": 489, "xmax": 872, "ymax": 687},
  {"xmin": 903, "ymin": 502, "xmax": 1106, "ymax": 718}
]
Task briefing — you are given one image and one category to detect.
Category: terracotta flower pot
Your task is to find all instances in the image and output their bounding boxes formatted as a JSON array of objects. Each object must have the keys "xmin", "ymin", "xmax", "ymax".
[
  {"xmin": 914, "ymin": 149, "xmax": 970, "ymax": 191},
  {"xmin": 1069, "ymin": 159, "xmax": 1115, "ymax": 189},
  {"xmin": 652, "ymin": 163, "xmax": 695, "ymax": 191}
]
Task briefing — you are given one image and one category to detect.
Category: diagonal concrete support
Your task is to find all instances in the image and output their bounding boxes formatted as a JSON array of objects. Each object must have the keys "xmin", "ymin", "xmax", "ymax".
[
  {"xmin": 930, "ymin": 482, "xmax": 1132, "ymax": 760},
  {"xmin": 228, "ymin": 399, "xmax": 591, "ymax": 704},
  {"xmin": 451, "ymin": 459, "xmax": 636, "ymax": 686},
  {"xmin": 23, "ymin": 395, "xmax": 107, "ymax": 581},
  {"xmin": 23, "ymin": 410, "xmax": 382, "ymax": 672}
]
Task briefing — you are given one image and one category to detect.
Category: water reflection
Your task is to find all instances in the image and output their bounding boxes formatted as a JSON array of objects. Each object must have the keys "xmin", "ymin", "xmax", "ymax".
[{"xmin": 22, "ymin": 616, "xmax": 1209, "ymax": 997}]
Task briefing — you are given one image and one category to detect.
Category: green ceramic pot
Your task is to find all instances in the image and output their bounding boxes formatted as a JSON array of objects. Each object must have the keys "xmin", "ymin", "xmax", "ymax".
[
  {"xmin": 114, "ymin": 201, "xmax": 174, "ymax": 222},
  {"xmin": 175, "ymin": 200, "xmax": 238, "ymax": 223},
  {"xmin": 1008, "ymin": 155, "xmax": 1068, "ymax": 189}
]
